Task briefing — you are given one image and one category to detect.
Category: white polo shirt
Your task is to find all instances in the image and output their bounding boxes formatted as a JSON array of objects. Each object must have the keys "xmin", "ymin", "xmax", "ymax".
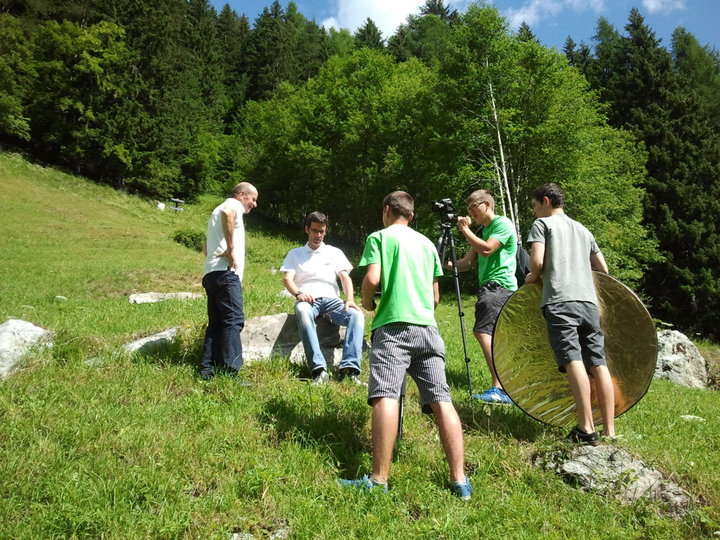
[
  {"xmin": 280, "ymin": 242, "xmax": 352, "ymax": 298},
  {"xmin": 203, "ymin": 197, "xmax": 246, "ymax": 279}
]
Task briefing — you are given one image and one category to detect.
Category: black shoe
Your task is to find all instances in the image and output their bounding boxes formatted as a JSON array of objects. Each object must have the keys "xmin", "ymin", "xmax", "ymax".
[
  {"xmin": 338, "ymin": 369, "xmax": 367, "ymax": 387},
  {"xmin": 198, "ymin": 370, "xmax": 215, "ymax": 381},
  {"xmin": 567, "ymin": 426, "xmax": 599, "ymax": 446},
  {"xmin": 311, "ymin": 369, "xmax": 329, "ymax": 385}
]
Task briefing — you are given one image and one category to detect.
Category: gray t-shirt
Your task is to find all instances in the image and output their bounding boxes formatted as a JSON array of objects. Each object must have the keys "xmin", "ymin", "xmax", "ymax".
[{"xmin": 527, "ymin": 213, "xmax": 600, "ymax": 307}]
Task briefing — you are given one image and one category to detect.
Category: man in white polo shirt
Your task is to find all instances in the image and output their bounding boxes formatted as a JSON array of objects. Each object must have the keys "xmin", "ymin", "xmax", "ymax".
[
  {"xmin": 281, "ymin": 212, "xmax": 365, "ymax": 385},
  {"xmin": 199, "ymin": 182, "xmax": 258, "ymax": 380}
]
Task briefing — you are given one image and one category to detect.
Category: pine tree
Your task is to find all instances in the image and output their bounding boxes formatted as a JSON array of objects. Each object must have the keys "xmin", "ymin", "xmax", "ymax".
[
  {"xmin": 354, "ymin": 18, "xmax": 384, "ymax": 51},
  {"xmin": 517, "ymin": 22, "xmax": 536, "ymax": 42},
  {"xmin": 420, "ymin": 0, "xmax": 458, "ymax": 22},
  {"xmin": 583, "ymin": 9, "xmax": 720, "ymax": 337},
  {"xmin": 217, "ymin": 4, "xmax": 251, "ymax": 121}
]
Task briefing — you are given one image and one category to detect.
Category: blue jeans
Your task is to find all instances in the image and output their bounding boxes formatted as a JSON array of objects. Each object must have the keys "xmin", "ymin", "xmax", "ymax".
[
  {"xmin": 201, "ymin": 270, "xmax": 245, "ymax": 375},
  {"xmin": 295, "ymin": 297, "xmax": 364, "ymax": 374}
]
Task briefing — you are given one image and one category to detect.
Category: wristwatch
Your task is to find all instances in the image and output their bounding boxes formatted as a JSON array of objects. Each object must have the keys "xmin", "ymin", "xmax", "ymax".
[{"xmin": 294, "ymin": 291, "xmax": 303, "ymax": 298}]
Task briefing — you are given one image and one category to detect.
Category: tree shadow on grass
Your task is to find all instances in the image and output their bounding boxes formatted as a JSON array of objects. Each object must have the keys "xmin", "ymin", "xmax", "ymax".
[
  {"xmin": 454, "ymin": 399, "xmax": 545, "ymax": 443},
  {"xmin": 258, "ymin": 390, "xmax": 370, "ymax": 475}
]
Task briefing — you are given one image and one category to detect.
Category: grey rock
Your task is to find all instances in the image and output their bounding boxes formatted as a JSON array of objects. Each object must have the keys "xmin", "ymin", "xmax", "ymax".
[
  {"xmin": 242, "ymin": 312, "xmax": 356, "ymax": 368},
  {"xmin": 129, "ymin": 292, "xmax": 202, "ymax": 304},
  {"xmin": 534, "ymin": 445, "xmax": 693, "ymax": 519},
  {"xmin": 124, "ymin": 327, "xmax": 179, "ymax": 355},
  {"xmin": 655, "ymin": 330, "xmax": 708, "ymax": 388},
  {"xmin": 0, "ymin": 319, "xmax": 53, "ymax": 378},
  {"xmin": 228, "ymin": 526, "xmax": 289, "ymax": 540}
]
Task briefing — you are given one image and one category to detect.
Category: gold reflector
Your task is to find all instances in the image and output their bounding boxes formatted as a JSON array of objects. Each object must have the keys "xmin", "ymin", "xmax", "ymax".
[{"xmin": 492, "ymin": 272, "xmax": 657, "ymax": 428}]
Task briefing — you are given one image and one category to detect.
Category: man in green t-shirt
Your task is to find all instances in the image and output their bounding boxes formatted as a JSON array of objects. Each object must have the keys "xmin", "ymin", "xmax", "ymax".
[
  {"xmin": 453, "ymin": 190, "xmax": 517, "ymax": 404},
  {"xmin": 338, "ymin": 191, "xmax": 471, "ymax": 500}
]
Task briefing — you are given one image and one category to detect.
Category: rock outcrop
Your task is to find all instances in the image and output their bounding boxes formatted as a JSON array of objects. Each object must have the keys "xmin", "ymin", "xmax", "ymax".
[
  {"xmin": 129, "ymin": 292, "xmax": 202, "ymax": 304},
  {"xmin": 123, "ymin": 327, "xmax": 180, "ymax": 355},
  {"xmin": 655, "ymin": 330, "xmax": 708, "ymax": 388},
  {"xmin": 0, "ymin": 319, "xmax": 53, "ymax": 378},
  {"xmin": 533, "ymin": 445, "xmax": 693, "ymax": 519}
]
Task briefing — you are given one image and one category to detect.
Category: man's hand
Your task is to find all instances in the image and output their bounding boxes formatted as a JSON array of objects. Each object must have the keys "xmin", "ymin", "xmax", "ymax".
[
  {"xmin": 345, "ymin": 299, "xmax": 360, "ymax": 311},
  {"xmin": 296, "ymin": 293, "xmax": 315, "ymax": 304},
  {"xmin": 219, "ymin": 248, "xmax": 241, "ymax": 270},
  {"xmin": 525, "ymin": 271, "xmax": 541, "ymax": 285},
  {"xmin": 457, "ymin": 216, "xmax": 472, "ymax": 232}
]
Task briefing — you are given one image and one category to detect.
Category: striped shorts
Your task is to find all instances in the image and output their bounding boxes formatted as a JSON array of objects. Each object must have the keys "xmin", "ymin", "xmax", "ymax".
[{"xmin": 367, "ymin": 323, "xmax": 452, "ymax": 408}]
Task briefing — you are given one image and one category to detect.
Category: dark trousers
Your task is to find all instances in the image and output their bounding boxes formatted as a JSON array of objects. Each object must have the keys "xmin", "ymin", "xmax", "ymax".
[{"xmin": 200, "ymin": 269, "xmax": 245, "ymax": 375}]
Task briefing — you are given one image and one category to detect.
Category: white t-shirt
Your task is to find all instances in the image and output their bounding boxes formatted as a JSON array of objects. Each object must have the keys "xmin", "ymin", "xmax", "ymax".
[
  {"xmin": 203, "ymin": 198, "xmax": 246, "ymax": 279},
  {"xmin": 280, "ymin": 242, "xmax": 352, "ymax": 298}
]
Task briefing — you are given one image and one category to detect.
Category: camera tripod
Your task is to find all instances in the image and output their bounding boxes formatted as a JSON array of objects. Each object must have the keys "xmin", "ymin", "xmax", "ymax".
[{"xmin": 436, "ymin": 220, "xmax": 475, "ymax": 398}]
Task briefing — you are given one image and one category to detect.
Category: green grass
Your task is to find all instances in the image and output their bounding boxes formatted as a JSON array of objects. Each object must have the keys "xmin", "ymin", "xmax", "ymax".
[{"xmin": 1, "ymin": 152, "xmax": 719, "ymax": 538}]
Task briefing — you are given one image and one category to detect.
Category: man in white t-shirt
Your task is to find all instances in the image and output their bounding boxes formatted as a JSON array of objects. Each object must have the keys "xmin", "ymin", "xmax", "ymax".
[
  {"xmin": 199, "ymin": 182, "xmax": 258, "ymax": 380},
  {"xmin": 281, "ymin": 212, "xmax": 365, "ymax": 385}
]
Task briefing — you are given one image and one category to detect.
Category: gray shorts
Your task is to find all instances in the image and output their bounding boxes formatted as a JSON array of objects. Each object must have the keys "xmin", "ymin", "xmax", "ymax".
[
  {"xmin": 368, "ymin": 323, "xmax": 451, "ymax": 410},
  {"xmin": 542, "ymin": 301, "xmax": 606, "ymax": 373},
  {"xmin": 474, "ymin": 282, "xmax": 514, "ymax": 335}
]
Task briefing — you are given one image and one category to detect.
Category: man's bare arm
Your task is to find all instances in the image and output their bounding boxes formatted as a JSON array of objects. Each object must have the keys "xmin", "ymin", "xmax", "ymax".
[
  {"xmin": 338, "ymin": 270, "xmax": 359, "ymax": 311},
  {"xmin": 446, "ymin": 249, "xmax": 477, "ymax": 272},
  {"xmin": 525, "ymin": 242, "xmax": 545, "ymax": 284},
  {"xmin": 457, "ymin": 217, "xmax": 502, "ymax": 257},
  {"xmin": 283, "ymin": 270, "xmax": 314, "ymax": 304},
  {"xmin": 590, "ymin": 251, "xmax": 609, "ymax": 274},
  {"xmin": 220, "ymin": 205, "xmax": 239, "ymax": 269},
  {"xmin": 362, "ymin": 263, "xmax": 381, "ymax": 311}
]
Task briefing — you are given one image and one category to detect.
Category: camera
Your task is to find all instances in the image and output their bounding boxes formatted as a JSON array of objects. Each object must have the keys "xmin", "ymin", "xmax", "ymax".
[{"xmin": 430, "ymin": 198, "xmax": 458, "ymax": 224}]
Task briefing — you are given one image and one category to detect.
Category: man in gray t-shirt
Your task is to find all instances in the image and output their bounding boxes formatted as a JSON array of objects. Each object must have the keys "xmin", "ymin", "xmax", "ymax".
[{"xmin": 526, "ymin": 183, "xmax": 616, "ymax": 445}]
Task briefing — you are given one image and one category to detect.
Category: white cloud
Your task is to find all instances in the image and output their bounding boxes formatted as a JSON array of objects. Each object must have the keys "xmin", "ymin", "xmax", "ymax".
[
  {"xmin": 640, "ymin": 0, "xmax": 686, "ymax": 14},
  {"xmin": 504, "ymin": 0, "xmax": 605, "ymax": 30},
  {"xmin": 505, "ymin": 0, "xmax": 563, "ymax": 28},
  {"xmin": 320, "ymin": 0, "xmax": 426, "ymax": 38}
]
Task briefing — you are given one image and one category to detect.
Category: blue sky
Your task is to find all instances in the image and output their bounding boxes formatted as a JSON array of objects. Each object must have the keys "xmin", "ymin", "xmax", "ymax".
[{"xmin": 209, "ymin": 0, "xmax": 719, "ymax": 52}]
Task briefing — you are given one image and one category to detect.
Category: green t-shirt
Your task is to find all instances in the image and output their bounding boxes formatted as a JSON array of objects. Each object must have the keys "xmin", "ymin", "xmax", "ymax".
[
  {"xmin": 359, "ymin": 224, "xmax": 443, "ymax": 330},
  {"xmin": 476, "ymin": 215, "xmax": 518, "ymax": 291}
]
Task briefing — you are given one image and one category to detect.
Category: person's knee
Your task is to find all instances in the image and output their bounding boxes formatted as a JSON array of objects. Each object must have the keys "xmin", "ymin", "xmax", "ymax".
[
  {"xmin": 295, "ymin": 302, "xmax": 314, "ymax": 321},
  {"xmin": 349, "ymin": 308, "xmax": 365, "ymax": 326},
  {"xmin": 428, "ymin": 400, "xmax": 456, "ymax": 417}
]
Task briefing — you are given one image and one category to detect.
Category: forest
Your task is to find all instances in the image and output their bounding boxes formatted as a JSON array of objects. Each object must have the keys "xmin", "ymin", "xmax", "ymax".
[{"xmin": 1, "ymin": 0, "xmax": 719, "ymax": 339}]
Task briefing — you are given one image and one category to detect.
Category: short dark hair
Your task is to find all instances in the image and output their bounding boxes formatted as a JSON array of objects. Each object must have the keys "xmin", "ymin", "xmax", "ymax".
[
  {"xmin": 532, "ymin": 183, "xmax": 565, "ymax": 208},
  {"xmin": 383, "ymin": 191, "xmax": 414, "ymax": 219},
  {"xmin": 304, "ymin": 211, "xmax": 328, "ymax": 228},
  {"xmin": 466, "ymin": 189, "xmax": 495, "ymax": 211}
]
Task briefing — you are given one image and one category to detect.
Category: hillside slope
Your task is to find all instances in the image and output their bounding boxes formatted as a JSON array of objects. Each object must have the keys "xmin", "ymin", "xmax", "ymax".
[{"xmin": 0, "ymin": 153, "xmax": 718, "ymax": 538}]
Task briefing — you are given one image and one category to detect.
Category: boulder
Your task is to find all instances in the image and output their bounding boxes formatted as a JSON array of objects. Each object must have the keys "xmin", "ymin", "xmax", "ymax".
[
  {"xmin": 241, "ymin": 313, "xmax": 351, "ymax": 368},
  {"xmin": 0, "ymin": 319, "xmax": 53, "ymax": 378},
  {"xmin": 655, "ymin": 330, "xmax": 708, "ymax": 388},
  {"xmin": 129, "ymin": 292, "xmax": 203, "ymax": 304},
  {"xmin": 124, "ymin": 327, "xmax": 179, "ymax": 355},
  {"xmin": 533, "ymin": 445, "xmax": 693, "ymax": 519}
]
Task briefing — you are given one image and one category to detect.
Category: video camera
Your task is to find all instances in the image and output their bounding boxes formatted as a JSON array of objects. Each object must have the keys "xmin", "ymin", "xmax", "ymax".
[{"xmin": 430, "ymin": 198, "xmax": 458, "ymax": 224}]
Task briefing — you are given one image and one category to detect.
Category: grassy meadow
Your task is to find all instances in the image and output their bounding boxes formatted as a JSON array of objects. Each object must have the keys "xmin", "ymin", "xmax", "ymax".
[{"xmin": 1, "ymin": 152, "xmax": 719, "ymax": 539}]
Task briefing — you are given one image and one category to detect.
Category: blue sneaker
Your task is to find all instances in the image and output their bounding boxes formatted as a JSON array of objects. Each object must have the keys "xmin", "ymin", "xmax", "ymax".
[
  {"xmin": 495, "ymin": 388, "xmax": 513, "ymax": 405},
  {"xmin": 451, "ymin": 476, "xmax": 472, "ymax": 501},
  {"xmin": 338, "ymin": 475, "xmax": 388, "ymax": 493},
  {"xmin": 474, "ymin": 386, "xmax": 512, "ymax": 405}
]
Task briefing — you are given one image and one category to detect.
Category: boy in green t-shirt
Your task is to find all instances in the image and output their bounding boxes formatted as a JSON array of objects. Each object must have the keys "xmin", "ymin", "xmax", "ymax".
[
  {"xmin": 338, "ymin": 191, "xmax": 471, "ymax": 500},
  {"xmin": 453, "ymin": 190, "xmax": 517, "ymax": 404}
]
